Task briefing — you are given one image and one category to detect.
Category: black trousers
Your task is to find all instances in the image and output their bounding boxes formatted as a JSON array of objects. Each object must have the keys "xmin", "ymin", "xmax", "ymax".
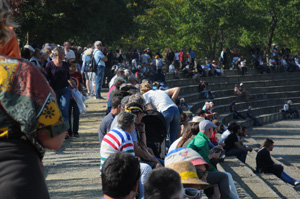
[{"xmin": 0, "ymin": 139, "xmax": 50, "ymax": 199}]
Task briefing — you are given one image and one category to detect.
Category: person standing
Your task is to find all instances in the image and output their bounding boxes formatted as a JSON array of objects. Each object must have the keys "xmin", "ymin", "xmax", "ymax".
[
  {"xmin": 64, "ymin": 41, "xmax": 75, "ymax": 61},
  {"xmin": 45, "ymin": 46, "xmax": 76, "ymax": 126},
  {"xmin": 93, "ymin": 41, "xmax": 107, "ymax": 99},
  {"xmin": 0, "ymin": 1, "xmax": 67, "ymax": 198}
]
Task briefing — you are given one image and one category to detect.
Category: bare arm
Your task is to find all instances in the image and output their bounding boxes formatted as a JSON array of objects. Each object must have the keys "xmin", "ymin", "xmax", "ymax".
[
  {"xmin": 144, "ymin": 103, "xmax": 154, "ymax": 110},
  {"xmin": 167, "ymin": 87, "xmax": 180, "ymax": 101},
  {"xmin": 36, "ymin": 129, "xmax": 65, "ymax": 150}
]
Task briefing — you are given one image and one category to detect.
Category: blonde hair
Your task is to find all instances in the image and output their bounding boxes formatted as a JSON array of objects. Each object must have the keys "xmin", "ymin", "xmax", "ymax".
[
  {"xmin": 140, "ymin": 81, "xmax": 152, "ymax": 93},
  {"xmin": 0, "ymin": 0, "xmax": 17, "ymax": 46}
]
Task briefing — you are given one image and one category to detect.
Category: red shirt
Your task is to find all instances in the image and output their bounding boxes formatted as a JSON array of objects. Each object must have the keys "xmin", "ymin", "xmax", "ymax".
[
  {"xmin": 210, "ymin": 130, "xmax": 218, "ymax": 143},
  {"xmin": 179, "ymin": 52, "xmax": 186, "ymax": 62}
]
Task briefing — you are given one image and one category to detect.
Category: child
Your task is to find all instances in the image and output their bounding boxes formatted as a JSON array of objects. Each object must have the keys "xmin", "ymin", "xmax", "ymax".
[{"xmin": 67, "ymin": 60, "xmax": 86, "ymax": 138}]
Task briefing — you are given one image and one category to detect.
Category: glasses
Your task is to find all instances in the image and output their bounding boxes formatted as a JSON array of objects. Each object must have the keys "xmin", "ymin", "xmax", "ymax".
[{"xmin": 183, "ymin": 188, "xmax": 203, "ymax": 198}]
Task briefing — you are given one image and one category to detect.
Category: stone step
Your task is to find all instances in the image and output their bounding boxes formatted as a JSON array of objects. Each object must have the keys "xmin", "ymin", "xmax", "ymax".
[
  {"xmin": 221, "ymin": 103, "xmax": 300, "ymax": 125},
  {"xmin": 167, "ymin": 71, "xmax": 300, "ymax": 88},
  {"xmin": 176, "ymin": 77, "xmax": 299, "ymax": 96},
  {"xmin": 245, "ymin": 150, "xmax": 300, "ymax": 199},
  {"xmin": 182, "ymin": 83, "xmax": 299, "ymax": 104},
  {"xmin": 188, "ymin": 91, "xmax": 300, "ymax": 114},
  {"xmin": 219, "ymin": 157, "xmax": 281, "ymax": 198}
]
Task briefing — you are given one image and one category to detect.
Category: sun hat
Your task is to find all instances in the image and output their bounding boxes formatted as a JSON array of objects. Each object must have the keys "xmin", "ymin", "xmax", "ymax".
[
  {"xmin": 190, "ymin": 116, "xmax": 205, "ymax": 123},
  {"xmin": 166, "ymin": 160, "xmax": 210, "ymax": 189},
  {"xmin": 165, "ymin": 148, "xmax": 209, "ymax": 170},
  {"xmin": 199, "ymin": 120, "xmax": 217, "ymax": 131}
]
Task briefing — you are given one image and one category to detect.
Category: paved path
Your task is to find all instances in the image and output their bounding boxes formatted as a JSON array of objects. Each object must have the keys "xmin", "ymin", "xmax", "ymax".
[
  {"xmin": 43, "ymin": 90, "xmax": 300, "ymax": 198},
  {"xmin": 44, "ymin": 91, "xmax": 108, "ymax": 199}
]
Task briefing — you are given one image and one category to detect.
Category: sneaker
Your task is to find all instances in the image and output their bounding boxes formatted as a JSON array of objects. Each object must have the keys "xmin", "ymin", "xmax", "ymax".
[
  {"xmin": 95, "ymin": 96, "xmax": 105, "ymax": 100},
  {"xmin": 294, "ymin": 180, "xmax": 300, "ymax": 186},
  {"xmin": 65, "ymin": 132, "xmax": 70, "ymax": 139},
  {"xmin": 73, "ymin": 133, "xmax": 80, "ymax": 138}
]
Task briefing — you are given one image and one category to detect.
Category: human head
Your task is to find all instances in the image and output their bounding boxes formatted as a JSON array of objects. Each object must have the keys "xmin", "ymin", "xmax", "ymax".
[
  {"xmin": 110, "ymin": 95, "xmax": 122, "ymax": 112},
  {"xmin": 212, "ymin": 120, "xmax": 221, "ymax": 131},
  {"xmin": 68, "ymin": 59, "xmax": 77, "ymax": 73},
  {"xmin": 140, "ymin": 81, "xmax": 152, "ymax": 94},
  {"xmin": 32, "ymin": 48, "xmax": 42, "ymax": 59},
  {"xmin": 63, "ymin": 42, "xmax": 70, "ymax": 50},
  {"xmin": 199, "ymin": 120, "xmax": 216, "ymax": 138},
  {"xmin": 120, "ymin": 96, "xmax": 130, "ymax": 111},
  {"xmin": 128, "ymin": 93, "xmax": 145, "ymax": 107},
  {"xmin": 144, "ymin": 167, "xmax": 183, "ymax": 199},
  {"xmin": 166, "ymin": 161, "xmax": 207, "ymax": 198},
  {"xmin": 101, "ymin": 152, "xmax": 140, "ymax": 199},
  {"xmin": 196, "ymin": 109, "xmax": 206, "ymax": 117},
  {"xmin": 117, "ymin": 112, "xmax": 136, "ymax": 133},
  {"xmin": 125, "ymin": 102, "xmax": 144, "ymax": 124},
  {"xmin": 261, "ymin": 138, "xmax": 274, "ymax": 151},
  {"xmin": 52, "ymin": 46, "xmax": 65, "ymax": 60},
  {"xmin": 240, "ymin": 126, "xmax": 247, "ymax": 137},
  {"xmin": 94, "ymin": 41, "xmax": 102, "ymax": 50},
  {"xmin": 114, "ymin": 77, "xmax": 126, "ymax": 90}
]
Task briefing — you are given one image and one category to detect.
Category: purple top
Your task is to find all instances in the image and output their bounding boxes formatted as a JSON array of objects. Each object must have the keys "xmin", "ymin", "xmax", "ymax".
[{"xmin": 45, "ymin": 61, "xmax": 70, "ymax": 90}]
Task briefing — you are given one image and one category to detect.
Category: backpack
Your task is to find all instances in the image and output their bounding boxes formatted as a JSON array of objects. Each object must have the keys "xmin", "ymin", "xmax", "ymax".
[{"xmin": 85, "ymin": 50, "xmax": 101, "ymax": 72}]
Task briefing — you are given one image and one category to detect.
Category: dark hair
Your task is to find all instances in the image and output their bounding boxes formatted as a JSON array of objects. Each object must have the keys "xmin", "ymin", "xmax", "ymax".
[
  {"xmin": 144, "ymin": 167, "xmax": 182, "ymax": 199},
  {"xmin": 68, "ymin": 59, "xmax": 78, "ymax": 66},
  {"xmin": 241, "ymin": 126, "xmax": 247, "ymax": 132},
  {"xmin": 260, "ymin": 138, "xmax": 274, "ymax": 149},
  {"xmin": 102, "ymin": 153, "xmax": 140, "ymax": 198},
  {"xmin": 227, "ymin": 122, "xmax": 237, "ymax": 131},
  {"xmin": 232, "ymin": 124, "xmax": 241, "ymax": 134},
  {"xmin": 196, "ymin": 109, "xmax": 206, "ymax": 116},
  {"xmin": 111, "ymin": 95, "xmax": 122, "ymax": 109},
  {"xmin": 176, "ymin": 122, "xmax": 199, "ymax": 148}
]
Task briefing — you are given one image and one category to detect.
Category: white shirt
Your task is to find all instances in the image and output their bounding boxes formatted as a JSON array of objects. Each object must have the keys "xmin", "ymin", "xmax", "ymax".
[
  {"xmin": 65, "ymin": 49, "xmax": 75, "ymax": 60},
  {"xmin": 109, "ymin": 75, "xmax": 117, "ymax": 88},
  {"xmin": 169, "ymin": 64, "xmax": 175, "ymax": 73},
  {"xmin": 143, "ymin": 90, "xmax": 177, "ymax": 112},
  {"xmin": 218, "ymin": 130, "xmax": 231, "ymax": 144},
  {"xmin": 168, "ymin": 137, "xmax": 183, "ymax": 153}
]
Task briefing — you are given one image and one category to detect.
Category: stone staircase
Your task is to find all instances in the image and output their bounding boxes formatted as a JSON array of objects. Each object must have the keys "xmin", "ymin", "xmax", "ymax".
[{"xmin": 166, "ymin": 69, "xmax": 300, "ymax": 198}]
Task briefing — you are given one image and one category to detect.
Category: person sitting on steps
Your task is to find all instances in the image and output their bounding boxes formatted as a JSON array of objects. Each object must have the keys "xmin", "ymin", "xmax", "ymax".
[{"xmin": 256, "ymin": 138, "xmax": 300, "ymax": 188}]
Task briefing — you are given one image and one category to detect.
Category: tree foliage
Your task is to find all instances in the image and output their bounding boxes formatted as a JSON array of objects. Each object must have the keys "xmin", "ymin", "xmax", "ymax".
[{"xmin": 8, "ymin": 0, "xmax": 300, "ymax": 57}]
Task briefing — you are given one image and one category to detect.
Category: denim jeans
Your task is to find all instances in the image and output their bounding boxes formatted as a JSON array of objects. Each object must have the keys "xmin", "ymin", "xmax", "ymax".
[
  {"xmin": 55, "ymin": 85, "xmax": 71, "ymax": 122},
  {"xmin": 225, "ymin": 148, "xmax": 248, "ymax": 163},
  {"xmin": 68, "ymin": 99, "xmax": 80, "ymax": 135},
  {"xmin": 162, "ymin": 106, "xmax": 180, "ymax": 145},
  {"xmin": 95, "ymin": 66, "xmax": 105, "ymax": 98},
  {"xmin": 281, "ymin": 171, "xmax": 296, "ymax": 185}
]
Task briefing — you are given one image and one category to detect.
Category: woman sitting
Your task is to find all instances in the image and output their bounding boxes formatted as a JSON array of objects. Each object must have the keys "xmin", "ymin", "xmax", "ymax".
[{"xmin": 256, "ymin": 138, "xmax": 300, "ymax": 188}]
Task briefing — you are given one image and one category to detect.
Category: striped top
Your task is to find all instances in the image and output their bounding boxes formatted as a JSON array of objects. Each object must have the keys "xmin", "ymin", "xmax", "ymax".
[{"xmin": 100, "ymin": 127, "xmax": 135, "ymax": 171}]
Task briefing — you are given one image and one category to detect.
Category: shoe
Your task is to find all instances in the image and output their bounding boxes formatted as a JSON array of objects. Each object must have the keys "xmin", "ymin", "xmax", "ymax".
[
  {"xmin": 294, "ymin": 180, "xmax": 300, "ymax": 186},
  {"xmin": 73, "ymin": 133, "xmax": 80, "ymax": 138},
  {"xmin": 65, "ymin": 132, "xmax": 70, "ymax": 139}
]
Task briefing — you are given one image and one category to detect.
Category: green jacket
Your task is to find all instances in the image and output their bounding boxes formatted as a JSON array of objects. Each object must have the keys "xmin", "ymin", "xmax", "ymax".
[{"xmin": 187, "ymin": 132, "xmax": 217, "ymax": 171}]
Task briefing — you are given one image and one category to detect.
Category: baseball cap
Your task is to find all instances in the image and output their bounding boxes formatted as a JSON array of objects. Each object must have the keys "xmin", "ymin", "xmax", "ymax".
[
  {"xmin": 199, "ymin": 120, "xmax": 216, "ymax": 131},
  {"xmin": 24, "ymin": 45, "xmax": 35, "ymax": 52},
  {"xmin": 166, "ymin": 148, "xmax": 209, "ymax": 170},
  {"xmin": 125, "ymin": 102, "xmax": 144, "ymax": 114}
]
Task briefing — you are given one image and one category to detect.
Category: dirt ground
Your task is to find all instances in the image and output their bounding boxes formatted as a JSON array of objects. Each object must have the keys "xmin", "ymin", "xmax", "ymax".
[{"xmin": 44, "ymin": 90, "xmax": 109, "ymax": 199}]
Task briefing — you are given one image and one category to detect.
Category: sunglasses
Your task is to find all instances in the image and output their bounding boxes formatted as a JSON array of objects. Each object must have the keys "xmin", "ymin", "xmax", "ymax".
[
  {"xmin": 196, "ymin": 168, "xmax": 208, "ymax": 179},
  {"xmin": 183, "ymin": 188, "xmax": 203, "ymax": 198}
]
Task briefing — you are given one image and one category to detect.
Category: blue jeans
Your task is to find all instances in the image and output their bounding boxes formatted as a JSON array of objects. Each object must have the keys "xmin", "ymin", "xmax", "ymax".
[
  {"xmin": 68, "ymin": 99, "xmax": 80, "ymax": 135},
  {"xmin": 225, "ymin": 148, "xmax": 247, "ymax": 163},
  {"xmin": 55, "ymin": 85, "xmax": 71, "ymax": 122},
  {"xmin": 95, "ymin": 66, "xmax": 105, "ymax": 98},
  {"xmin": 280, "ymin": 171, "xmax": 296, "ymax": 185},
  {"xmin": 162, "ymin": 106, "xmax": 180, "ymax": 145}
]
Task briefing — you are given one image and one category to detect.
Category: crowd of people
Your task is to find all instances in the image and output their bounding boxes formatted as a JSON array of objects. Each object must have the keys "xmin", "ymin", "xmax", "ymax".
[{"xmin": 1, "ymin": 0, "xmax": 300, "ymax": 198}]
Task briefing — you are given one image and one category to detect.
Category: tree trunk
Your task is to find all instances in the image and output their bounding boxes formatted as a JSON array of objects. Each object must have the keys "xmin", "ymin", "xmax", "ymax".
[
  {"xmin": 266, "ymin": 13, "xmax": 278, "ymax": 55},
  {"xmin": 212, "ymin": 30, "xmax": 219, "ymax": 59}
]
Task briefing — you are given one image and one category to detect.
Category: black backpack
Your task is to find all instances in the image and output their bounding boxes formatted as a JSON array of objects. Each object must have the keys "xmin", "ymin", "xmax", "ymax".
[{"xmin": 85, "ymin": 50, "xmax": 101, "ymax": 72}]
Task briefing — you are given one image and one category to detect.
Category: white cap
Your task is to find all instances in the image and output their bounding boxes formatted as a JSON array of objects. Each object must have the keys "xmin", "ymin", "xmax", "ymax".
[{"xmin": 24, "ymin": 45, "xmax": 35, "ymax": 52}]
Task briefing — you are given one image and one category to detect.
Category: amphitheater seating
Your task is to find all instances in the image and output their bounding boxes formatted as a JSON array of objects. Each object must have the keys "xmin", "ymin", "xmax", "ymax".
[{"xmin": 166, "ymin": 69, "xmax": 300, "ymax": 198}]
